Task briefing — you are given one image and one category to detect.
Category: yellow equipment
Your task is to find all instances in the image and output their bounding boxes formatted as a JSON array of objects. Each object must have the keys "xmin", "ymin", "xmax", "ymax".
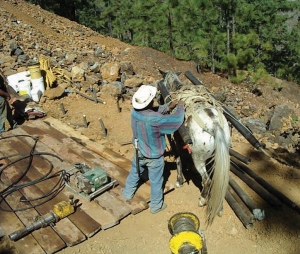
[
  {"xmin": 9, "ymin": 196, "xmax": 75, "ymax": 241},
  {"xmin": 168, "ymin": 212, "xmax": 207, "ymax": 254},
  {"xmin": 39, "ymin": 54, "xmax": 56, "ymax": 89}
]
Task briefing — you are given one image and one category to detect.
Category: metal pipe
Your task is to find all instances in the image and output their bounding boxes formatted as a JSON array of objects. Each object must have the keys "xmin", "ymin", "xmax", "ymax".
[
  {"xmin": 225, "ymin": 189, "xmax": 253, "ymax": 229},
  {"xmin": 231, "ymin": 157, "xmax": 300, "ymax": 215},
  {"xmin": 229, "ymin": 148, "xmax": 251, "ymax": 164},
  {"xmin": 230, "ymin": 163, "xmax": 281, "ymax": 207},
  {"xmin": 9, "ymin": 212, "xmax": 58, "ymax": 241},
  {"xmin": 229, "ymin": 176, "xmax": 265, "ymax": 221},
  {"xmin": 228, "ymin": 184, "xmax": 255, "ymax": 223}
]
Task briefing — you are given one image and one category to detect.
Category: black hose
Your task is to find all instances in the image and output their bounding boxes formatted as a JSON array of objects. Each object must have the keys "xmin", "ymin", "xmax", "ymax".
[{"xmin": 0, "ymin": 134, "xmax": 65, "ymax": 212}]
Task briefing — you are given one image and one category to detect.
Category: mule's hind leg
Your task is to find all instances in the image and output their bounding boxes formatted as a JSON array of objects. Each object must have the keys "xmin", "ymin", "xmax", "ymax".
[
  {"xmin": 171, "ymin": 132, "xmax": 185, "ymax": 188},
  {"xmin": 175, "ymin": 156, "xmax": 184, "ymax": 188},
  {"xmin": 199, "ymin": 173, "xmax": 211, "ymax": 207}
]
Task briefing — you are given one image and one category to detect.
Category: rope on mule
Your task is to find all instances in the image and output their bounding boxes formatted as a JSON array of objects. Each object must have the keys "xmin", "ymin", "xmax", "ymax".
[{"xmin": 172, "ymin": 85, "xmax": 226, "ymax": 131}]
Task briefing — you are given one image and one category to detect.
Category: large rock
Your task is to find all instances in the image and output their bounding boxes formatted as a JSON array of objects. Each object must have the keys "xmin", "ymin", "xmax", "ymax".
[
  {"xmin": 268, "ymin": 105, "xmax": 295, "ymax": 132},
  {"xmin": 43, "ymin": 85, "xmax": 65, "ymax": 99},
  {"xmin": 71, "ymin": 66, "xmax": 85, "ymax": 81},
  {"xmin": 100, "ymin": 62, "xmax": 120, "ymax": 82},
  {"xmin": 101, "ymin": 81, "xmax": 125, "ymax": 97}
]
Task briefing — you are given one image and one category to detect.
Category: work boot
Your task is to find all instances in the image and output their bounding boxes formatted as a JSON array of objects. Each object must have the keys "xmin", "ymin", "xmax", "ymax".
[{"xmin": 150, "ymin": 203, "xmax": 167, "ymax": 214}]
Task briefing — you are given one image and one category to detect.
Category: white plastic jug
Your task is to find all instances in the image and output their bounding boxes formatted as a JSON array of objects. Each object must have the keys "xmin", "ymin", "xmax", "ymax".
[{"xmin": 18, "ymin": 79, "xmax": 31, "ymax": 97}]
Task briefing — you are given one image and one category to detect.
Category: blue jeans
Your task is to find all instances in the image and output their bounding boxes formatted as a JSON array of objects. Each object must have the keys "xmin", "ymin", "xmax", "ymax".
[{"xmin": 122, "ymin": 153, "xmax": 165, "ymax": 213}]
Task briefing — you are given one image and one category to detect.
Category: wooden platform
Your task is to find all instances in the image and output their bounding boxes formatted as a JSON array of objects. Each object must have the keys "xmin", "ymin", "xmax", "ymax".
[{"xmin": 0, "ymin": 117, "xmax": 174, "ymax": 253}]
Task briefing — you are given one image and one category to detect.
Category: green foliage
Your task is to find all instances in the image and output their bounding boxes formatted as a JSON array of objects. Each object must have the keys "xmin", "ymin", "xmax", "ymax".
[{"xmin": 229, "ymin": 70, "xmax": 247, "ymax": 84}]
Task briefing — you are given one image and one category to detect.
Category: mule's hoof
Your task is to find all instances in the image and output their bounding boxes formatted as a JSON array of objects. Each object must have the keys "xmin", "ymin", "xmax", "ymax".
[
  {"xmin": 198, "ymin": 198, "xmax": 207, "ymax": 207},
  {"xmin": 217, "ymin": 209, "xmax": 224, "ymax": 217},
  {"xmin": 175, "ymin": 181, "xmax": 183, "ymax": 188}
]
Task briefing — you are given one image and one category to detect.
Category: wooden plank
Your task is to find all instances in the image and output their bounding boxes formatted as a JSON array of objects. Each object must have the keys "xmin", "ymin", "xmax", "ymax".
[
  {"xmin": 108, "ymin": 185, "xmax": 149, "ymax": 215},
  {"xmin": 2, "ymin": 134, "xmax": 101, "ymax": 239},
  {"xmin": 44, "ymin": 117, "xmax": 133, "ymax": 170},
  {"xmin": 94, "ymin": 191, "xmax": 132, "ymax": 220},
  {"xmin": 0, "ymin": 199, "xmax": 45, "ymax": 254},
  {"xmin": 12, "ymin": 128, "xmax": 120, "ymax": 230}
]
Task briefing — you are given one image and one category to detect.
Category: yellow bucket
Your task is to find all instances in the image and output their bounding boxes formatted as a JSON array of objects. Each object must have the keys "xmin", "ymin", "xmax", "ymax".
[{"xmin": 28, "ymin": 64, "xmax": 42, "ymax": 80}]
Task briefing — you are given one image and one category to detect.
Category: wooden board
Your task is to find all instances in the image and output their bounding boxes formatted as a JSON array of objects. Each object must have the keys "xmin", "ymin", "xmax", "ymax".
[{"xmin": 0, "ymin": 117, "xmax": 174, "ymax": 253}]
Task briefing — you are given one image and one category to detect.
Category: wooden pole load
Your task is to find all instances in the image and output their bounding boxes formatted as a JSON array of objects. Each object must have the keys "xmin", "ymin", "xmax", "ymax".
[{"xmin": 231, "ymin": 157, "xmax": 300, "ymax": 215}]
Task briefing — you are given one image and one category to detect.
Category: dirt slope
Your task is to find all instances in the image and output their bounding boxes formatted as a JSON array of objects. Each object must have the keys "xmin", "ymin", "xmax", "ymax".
[{"xmin": 1, "ymin": 1, "xmax": 300, "ymax": 254}]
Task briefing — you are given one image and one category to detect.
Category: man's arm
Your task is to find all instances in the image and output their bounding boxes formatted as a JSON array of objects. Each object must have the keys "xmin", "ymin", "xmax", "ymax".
[{"xmin": 0, "ymin": 89, "xmax": 10, "ymax": 100}]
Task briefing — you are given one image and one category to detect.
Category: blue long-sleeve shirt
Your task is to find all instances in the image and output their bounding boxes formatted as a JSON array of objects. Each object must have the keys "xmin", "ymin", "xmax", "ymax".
[{"xmin": 131, "ymin": 104, "xmax": 185, "ymax": 158}]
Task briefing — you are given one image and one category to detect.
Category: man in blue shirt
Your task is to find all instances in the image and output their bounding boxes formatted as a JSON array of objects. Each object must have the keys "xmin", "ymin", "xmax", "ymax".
[{"xmin": 122, "ymin": 85, "xmax": 185, "ymax": 213}]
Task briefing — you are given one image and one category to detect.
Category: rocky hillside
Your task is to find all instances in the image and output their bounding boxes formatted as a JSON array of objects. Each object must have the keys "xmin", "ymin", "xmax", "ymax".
[{"xmin": 0, "ymin": 0, "xmax": 299, "ymax": 167}]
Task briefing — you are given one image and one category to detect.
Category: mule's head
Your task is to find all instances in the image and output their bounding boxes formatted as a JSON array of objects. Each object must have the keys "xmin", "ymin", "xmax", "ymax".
[{"xmin": 159, "ymin": 70, "xmax": 183, "ymax": 92}]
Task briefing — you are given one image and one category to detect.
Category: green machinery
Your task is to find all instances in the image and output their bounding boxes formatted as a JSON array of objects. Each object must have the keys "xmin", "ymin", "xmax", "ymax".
[{"xmin": 64, "ymin": 162, "xmax": 117, "ymax": 201}]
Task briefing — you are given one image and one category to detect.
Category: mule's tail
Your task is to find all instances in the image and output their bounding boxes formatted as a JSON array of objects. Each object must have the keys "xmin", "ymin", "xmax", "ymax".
[{"xmin": 206, "ymin": 122, "xmax": 230, "ymax": 226}]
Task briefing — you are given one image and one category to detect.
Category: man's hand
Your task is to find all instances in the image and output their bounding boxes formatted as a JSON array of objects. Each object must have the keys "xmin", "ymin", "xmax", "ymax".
[
  {"xmin": 168, "ymin": 100, "xmax": 185, "ymax": 110},
  {"xmin": 168, "ymin": 100, "xmax": 178, "ymax": 110},
  {"xmin": 177, "ymin": 100, "xmax": 185, "ymax": 106},
  {"xmin": 5, "ymin": 92, "xmax": 11, "ymax": 101}
]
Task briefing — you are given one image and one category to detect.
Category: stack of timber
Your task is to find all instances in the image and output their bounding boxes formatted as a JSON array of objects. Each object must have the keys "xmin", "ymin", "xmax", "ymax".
[{"xmin": 0, "ymin": 117, "xmax": 174, "ymax": 253}]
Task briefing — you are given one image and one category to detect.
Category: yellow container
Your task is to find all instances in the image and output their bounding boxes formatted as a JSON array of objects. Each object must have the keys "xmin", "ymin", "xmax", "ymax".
[{"xmin": 28, "ymin": 64, "xmax": 42, "ymax": 79}]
